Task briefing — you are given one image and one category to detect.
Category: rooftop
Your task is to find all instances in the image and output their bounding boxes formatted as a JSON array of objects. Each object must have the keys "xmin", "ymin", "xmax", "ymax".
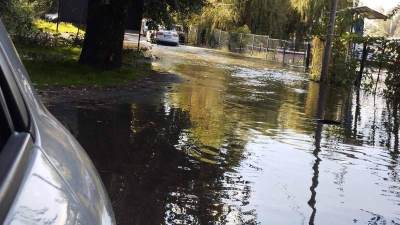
[{"xmin": 348, "ymin": 6, "xmax": 388, "ymax": 20}]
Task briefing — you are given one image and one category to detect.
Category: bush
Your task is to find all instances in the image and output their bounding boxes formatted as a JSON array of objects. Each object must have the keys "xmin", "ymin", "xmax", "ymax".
[
  {"xmin": 1, "ymin": 0, "xmax": 36, "ymax": 37},
  {"xmin": 234, "ymin": 25, "xmax": 251, "ymax": 34},
  {"xmin": 1, "ymin": 0, "xmax": 58, "ymax": 43}
]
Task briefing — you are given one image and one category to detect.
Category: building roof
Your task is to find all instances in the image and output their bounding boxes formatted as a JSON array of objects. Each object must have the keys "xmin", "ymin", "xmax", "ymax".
[{"xmin": 348, "ymin": 6, "xmax": 388, "ymax": 20}]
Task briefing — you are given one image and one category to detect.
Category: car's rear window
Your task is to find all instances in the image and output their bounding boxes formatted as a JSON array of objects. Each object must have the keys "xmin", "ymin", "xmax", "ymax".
[
  {"xmin": 0, "ymin": 71, "xmax": 12, "ymax": 149},
  {"xmin": 0, "ymin": 105, "xmax": 10, "ymax": 149}
]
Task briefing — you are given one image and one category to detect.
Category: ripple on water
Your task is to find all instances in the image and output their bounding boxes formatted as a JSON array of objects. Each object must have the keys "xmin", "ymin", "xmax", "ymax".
[{"xmin": 231, "ymin": 66, "xmax": 308, "ymax": 86}]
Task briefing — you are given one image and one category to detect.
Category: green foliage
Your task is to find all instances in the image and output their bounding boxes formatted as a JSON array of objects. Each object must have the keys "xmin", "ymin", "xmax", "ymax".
[
  {"xmin": 330, "ymin": 34, "xmax": 357, "ymax": 86},
  {"xmin": 243, "ymin": 0, "xmax": 293, "ymax": 38},
  {"xmin": 144, "ymin": 0, "xmax": 206, "ymax": 28},
  {"xmin": 1, "ymin": 0, "xmax": 59, "ymax": 44},
  {"xmin": 382, "ymin": 42, "xmax": 400, "ymax": 100},
  {"xmin": 1, "ymin": 0, "xmax": 36, "ymax": 36},
  {"xmin": 342, "ymin": 35, "xmax": 400, "ymax": 104},
  {"xmin": 190, "ymin": 0, "xmax": 353, "ymax": 41},
  {"xmin": 190, "ymin": 0, "xmax": 301, "ymax": 39},
  {"xmin": 234, "ymin": 25, "xmax": 251, "ymax": 34}
]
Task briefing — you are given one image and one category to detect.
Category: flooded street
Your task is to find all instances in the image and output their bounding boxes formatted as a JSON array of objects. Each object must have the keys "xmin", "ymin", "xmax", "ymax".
[{"xmin": 49, "ymin": 45, "xmax": 399, "ymax": 225}]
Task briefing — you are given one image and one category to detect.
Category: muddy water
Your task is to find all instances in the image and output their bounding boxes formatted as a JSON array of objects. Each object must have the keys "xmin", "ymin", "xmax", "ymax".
[{"xmin": 50, "ymin": 45, "xmax": 399, "ymax": 225}]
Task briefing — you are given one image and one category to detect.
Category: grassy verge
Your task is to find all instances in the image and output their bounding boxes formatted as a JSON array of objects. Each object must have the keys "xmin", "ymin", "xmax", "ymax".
[
  {"xmin": 33, "ymin": 19, "xmax": 84, "ymax": 35},
  {"xmin": 18, "ymin": 45, "xmax": 153, "ymax": 88}
]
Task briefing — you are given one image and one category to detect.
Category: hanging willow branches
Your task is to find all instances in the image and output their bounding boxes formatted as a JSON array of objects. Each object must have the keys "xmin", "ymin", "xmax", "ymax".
[{"xmin": 190, "ymin": 0, "xmax": 353, "ymax": 40}]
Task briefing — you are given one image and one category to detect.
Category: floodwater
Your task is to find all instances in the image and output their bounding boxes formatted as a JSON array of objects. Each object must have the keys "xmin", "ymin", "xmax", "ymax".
[{"xmin": 50, "ymin": 45, "xmax": 399, "ymax": 225}]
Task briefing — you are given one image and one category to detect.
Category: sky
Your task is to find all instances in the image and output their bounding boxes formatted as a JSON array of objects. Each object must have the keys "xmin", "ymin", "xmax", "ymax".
[{"xmin": 361, "ymin": 0, "xmax": 399, "ymax": 13}]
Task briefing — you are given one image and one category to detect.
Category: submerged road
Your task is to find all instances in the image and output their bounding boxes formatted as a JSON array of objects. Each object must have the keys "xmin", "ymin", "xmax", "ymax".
[{"xmin": 50, "ymin": 42, "xmax": 400, "ymax": 225}]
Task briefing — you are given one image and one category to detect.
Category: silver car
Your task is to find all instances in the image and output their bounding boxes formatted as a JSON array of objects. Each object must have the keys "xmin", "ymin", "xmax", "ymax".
[{"xmin": 0, "ymin": 20, "xmax": 115, "ymax": 224}]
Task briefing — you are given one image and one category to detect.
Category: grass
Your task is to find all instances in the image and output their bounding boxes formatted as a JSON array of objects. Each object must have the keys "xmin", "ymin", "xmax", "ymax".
[
  {"xmin": 33, "ymin": 19, "xmax": 84, "ymax": 35},
  {"xmin": 18, "ymin": 45, "xmax": 153, "ymax": 88}
]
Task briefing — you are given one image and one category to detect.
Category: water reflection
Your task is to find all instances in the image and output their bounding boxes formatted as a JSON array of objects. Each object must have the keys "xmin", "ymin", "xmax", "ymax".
[
  {"xmin": 49, "ymin": 46, "xmax": 400, "ymax": 225},
  {"xmin": 308, "ymin": 82, "xmax": 329, "ymax": 225}
]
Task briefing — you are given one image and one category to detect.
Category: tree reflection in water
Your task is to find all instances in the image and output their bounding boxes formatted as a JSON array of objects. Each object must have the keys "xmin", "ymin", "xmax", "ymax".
[
  {"xmin": 71, "ymin": 102, "xmax": 255, "ymax": 225},
  {"xmin": 308, "ymin": 82, "xmax": 329, "ymax": 225}
]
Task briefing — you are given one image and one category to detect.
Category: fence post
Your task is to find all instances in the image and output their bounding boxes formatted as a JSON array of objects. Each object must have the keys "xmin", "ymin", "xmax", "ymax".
[
  {"xmin": 266, "ymin": 36, "xmax": 269, "ymax": 60},
  {"xmin": 292, "ymin": 38, "xmax": 296, "ymax": 64},
  {"xmin": 282, "ymin": 41, "xmax": 287, "ymax": 65},
  {"xmin": 239, "ymin": 33, "xmax": 243, "ymax": 53},
  {"xmin": 187, "ymin": 28, "xmax": 191, "ymax": 45},
  {"xmin": 252, "ymin": 34, "xmax": 255, "ymax": 54},
  {"xmin": 305, "ymin": 41, "xmax": 311, "ymax": 71},
  {"xmin": 205, "ymin": 28, "xmax": 209, "ymax": 46},
  {"xmin": 218, "ymin": 29, "xmax": 222, "ymax": 48},
  {"xmin": 196, "ymin": 28, "xmax": 199, "ymax": 45}
]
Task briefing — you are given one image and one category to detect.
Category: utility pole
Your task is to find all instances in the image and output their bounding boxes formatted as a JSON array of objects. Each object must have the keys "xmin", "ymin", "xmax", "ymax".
[
  {"xmin": 137, "ymin": 21, "xmax": 142, "ymax": 52},
  {"xmin": 320, "ymin": 0, "xmax": 339, "ymax": 83}
]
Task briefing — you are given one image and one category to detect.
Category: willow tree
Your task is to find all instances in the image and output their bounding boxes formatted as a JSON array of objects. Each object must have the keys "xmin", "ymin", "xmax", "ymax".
[
  {"xmin": 189, "ymin": 0, "xmax": 242, "ymax": 31},
  {"xmin": 290, "ymin": 0, "xmax": 325, "ymax": 34},
  {"xmin": 290, "ymin": 0, "xmax": 353, "ymax": 36},
  {"xmin": 241, "ymin": 0, "xmax": 294, "ymax": 38},
  {"xmin": 198, "ymin": 0, "xmax": 300, "ymax": 38}
]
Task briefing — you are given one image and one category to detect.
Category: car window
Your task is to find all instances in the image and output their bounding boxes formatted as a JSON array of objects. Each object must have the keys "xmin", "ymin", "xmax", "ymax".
[
  {"xmin": 0, "ymin": 110, "xmax": 10, "ymax": 149},
  {"xmin": 0, "ymin": 69, "xmax": 12, "ymax": 149},
  {"xmin": 0, "ymin": 47, "xmax": 29, "ymax": 133},
  {"xmin": 0, "ymin": 85, "xmax": 12, "ymax": 151}
]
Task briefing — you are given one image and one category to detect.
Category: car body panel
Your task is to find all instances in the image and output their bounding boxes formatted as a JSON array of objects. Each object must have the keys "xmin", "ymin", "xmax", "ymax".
[
  {"xmin": 4, "ymin": 147, "xmax": 82, "ymax": 225},
  {"xmin": 0, "ymin": 21, "xmax": 115, "ymax": 225}
]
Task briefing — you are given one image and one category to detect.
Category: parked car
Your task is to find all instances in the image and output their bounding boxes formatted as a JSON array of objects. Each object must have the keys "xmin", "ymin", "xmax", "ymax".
[
  {"xmin": 43, "ymin": 13, "xmax": 59, "ymax": 22},
  {"xmin": 0, "ymin": 20, "xmax": 115, "ymax": 225},
  {"xmin": 155, "ymin": 28, "xmax": 180, "ymax": 46}
]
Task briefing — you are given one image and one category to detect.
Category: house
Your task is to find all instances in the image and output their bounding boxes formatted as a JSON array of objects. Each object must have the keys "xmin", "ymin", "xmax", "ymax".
[{"xmin": 348, "ymin": 6, "xmax": 388, "ymax": 36}]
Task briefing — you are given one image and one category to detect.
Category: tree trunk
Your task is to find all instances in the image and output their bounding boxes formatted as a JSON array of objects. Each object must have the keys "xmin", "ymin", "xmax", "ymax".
[
  {"xmin": 320, "ymin": 0, "xmax": 339, "ymax": 83},
  {"xmin": 79, "ymin": 0, "xmax": 129, "ymax": 69}
]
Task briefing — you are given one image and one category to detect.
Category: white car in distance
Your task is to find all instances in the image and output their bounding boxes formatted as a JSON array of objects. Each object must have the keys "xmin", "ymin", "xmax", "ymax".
[{"xmin": 155, "ymin": 29, "xmax": 180, "ymax": 46}]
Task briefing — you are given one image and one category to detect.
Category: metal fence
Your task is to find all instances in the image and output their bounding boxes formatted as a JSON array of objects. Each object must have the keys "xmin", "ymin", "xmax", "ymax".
[{"xmin": 187, "ymin": 27, "xmax": 311, "ymax": 69}]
